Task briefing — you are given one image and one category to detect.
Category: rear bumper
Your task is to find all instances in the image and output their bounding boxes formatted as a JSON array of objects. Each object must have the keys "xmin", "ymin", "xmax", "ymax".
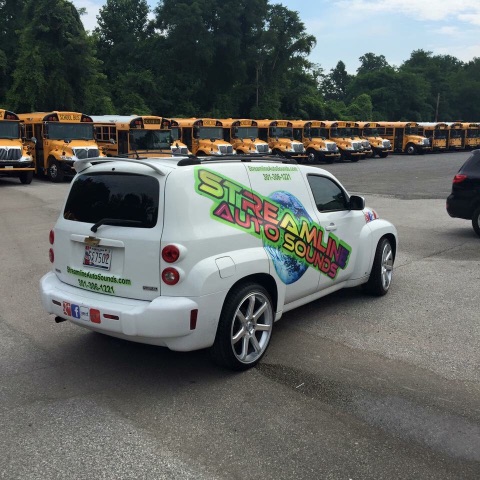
[
  {"xmin": 40, "ymin": 271, "xmax": 221, "ymax": 351},
  {"xmin": 446, "ymin": 194, "xmax": 473, "ymax": 219}
]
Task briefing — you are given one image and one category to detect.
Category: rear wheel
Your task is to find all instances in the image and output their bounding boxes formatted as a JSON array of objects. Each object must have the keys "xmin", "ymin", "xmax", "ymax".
[
  {"xmin": 472, "ymin": 207, "xmax": 480, "ymax": 237},
  {"xmin": 47, "ymin": 157, "xmax": 64, "ymax": 182},
  {"xmin": 211, "ymin": 282, "xmax": 274, "ymax": 370},
  {"xmin": 363, "ymin": 238, "xmax": 394, "ymax": 296},
  {"xmin": 19, "ymin": 171, "xmax": 34, "ymax": 184}
]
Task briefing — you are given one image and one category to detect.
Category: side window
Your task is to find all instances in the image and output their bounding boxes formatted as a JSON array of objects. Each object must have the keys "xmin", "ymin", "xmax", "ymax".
[{"xmin": 307, "ymin": 175, "xmax": 349, "ymax": 212}]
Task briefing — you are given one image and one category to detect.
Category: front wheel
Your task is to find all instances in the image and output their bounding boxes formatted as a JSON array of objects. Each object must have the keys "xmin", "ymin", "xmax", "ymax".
[
  {"xmin": 306, "ymin": 151, "xmax": 317, "ymax": 164},
  {"xmin": 363, "ymin": 238, "xmax": 394, "ymax": 296},
  {"xmin": 47, "ymin": 157, "xmax": 64, "ymax": 182},
  {"xmin": 211, "ymin": 283, "xmax": 274, "ymax": 370},
  {"xmin": 472, "ymin": 207, "xmax": 480, "ymax": 237},
  {"xmin": 379, "ymin": 152, "xmax": 388, "ymax": 158},
  {"xmin": 19, "ymin": 171, "xmax": 34, "ymax": 184},
  {"xmin": 350, "ymin": 156, "xmax": 360, "ymax": 162},
  {"xmin": 406, "ymin": 143, "xmax": 416, "ymax": 155}
]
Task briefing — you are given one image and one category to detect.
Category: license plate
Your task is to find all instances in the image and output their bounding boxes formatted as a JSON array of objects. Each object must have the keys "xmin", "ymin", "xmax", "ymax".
[{"xmin": 83, "ymin": 245, "xmax": 112, "ymax": 270}]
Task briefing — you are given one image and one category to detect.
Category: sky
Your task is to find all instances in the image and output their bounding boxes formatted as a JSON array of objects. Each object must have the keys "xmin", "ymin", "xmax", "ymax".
[{"xmin": 73, "ymin": 0, "xmax": 480, "ymax": 74}]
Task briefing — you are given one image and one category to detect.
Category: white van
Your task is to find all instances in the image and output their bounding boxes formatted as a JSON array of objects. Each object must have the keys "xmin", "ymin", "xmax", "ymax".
[{"xmin": 40, "ymin": 156, "xmax": 397, "ymax": 370}]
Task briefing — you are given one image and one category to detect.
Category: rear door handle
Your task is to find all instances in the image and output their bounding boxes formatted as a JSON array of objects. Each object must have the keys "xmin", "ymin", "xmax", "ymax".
[{"xmin": 325, "ymin": 223, "xmax": 337, "ymax": 231}]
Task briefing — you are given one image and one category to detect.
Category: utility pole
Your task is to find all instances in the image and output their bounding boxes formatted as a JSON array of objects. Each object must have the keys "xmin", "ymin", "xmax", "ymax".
[{"xmin": 434, "ymin": 93, "xmax": 440, "ymax": 122}]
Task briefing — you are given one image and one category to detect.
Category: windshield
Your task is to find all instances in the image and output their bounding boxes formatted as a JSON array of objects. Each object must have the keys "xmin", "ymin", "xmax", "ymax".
[
  {"xmin": 450, "ymin": 130, "xmax": 462, "ymax": 138},
  {"xmin": 270, "ymin": 127, "xmax": 293, "ymax": 139},
  {"xmin": 434, "ymin": 130, "xmax": 447, "ymax": 139},
  {"xmin": 170, "ymin": 127, "xmax": 180, "ymax": 141},
  {"xmin": 0, "ymin": 121, "xmax": 20, "ymax": 139},
  {"xmin": 130, "ymin": 129, "xmax": 172, "ymax": 150},
  {"xmin": 331, "ymin": 128, "xmax": 356, "ymax": 137},
  {"xmin": 64, "ymin": 172, "xmax": 159, "ymax": 228},
  {"xmin": 197, "ymin": 127, "xmax": 222, "ymax": 140},
  {"xmin": 233, "ymin": 127, "xmax": 258, "ymax": 139},
  {"xmin": 48, "ymin": 122, "xmax": 94, "ymax": 140},
  {"xmin": 309, "ymin": 128, "xmax": 326, "ymax": 139},
  {"xmin": 363, "ymin": 128, "xmax": 384, "ymax": 136},
  {"xmin": 467, "ymin": 129, "xmax": 479, "ymax": 138},
  {"xmin": 405, "ymin": 127, "xmax": 419, "ymax": 135}
]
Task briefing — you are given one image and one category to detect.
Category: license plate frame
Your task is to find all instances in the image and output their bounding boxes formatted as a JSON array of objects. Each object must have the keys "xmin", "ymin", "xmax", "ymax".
[{"xmin": 83, "ymin": 245, "xmax": 112, "ymax": 270}]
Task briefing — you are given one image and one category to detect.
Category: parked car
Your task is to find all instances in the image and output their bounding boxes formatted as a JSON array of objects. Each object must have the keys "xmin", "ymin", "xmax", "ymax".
[
  {"xmin": 446, "ymin": 149, "xmax": 480, "ymax": 237},
  {"xmin": 40, "ymin": 155, "xmax": 398, "ymax": 370}
]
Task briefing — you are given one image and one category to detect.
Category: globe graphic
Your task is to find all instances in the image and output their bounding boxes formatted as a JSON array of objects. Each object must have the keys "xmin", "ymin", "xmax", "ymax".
[{"xmin": 264, "ymin": 190, "xmax": 312, "ymax": 284}]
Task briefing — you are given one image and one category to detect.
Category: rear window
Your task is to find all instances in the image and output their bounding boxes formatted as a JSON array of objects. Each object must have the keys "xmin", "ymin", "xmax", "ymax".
[
  {"xmin": 460, "ymin": 152, "xmax": 480, "ymax": 174},
  {"xmin": 64, "ymin": 172, "xmax": 159, "ymax": 228}
]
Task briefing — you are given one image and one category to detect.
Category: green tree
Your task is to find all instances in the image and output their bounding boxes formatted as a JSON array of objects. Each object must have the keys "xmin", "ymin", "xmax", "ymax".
[
  {"xmin": 0, "ymin": 0, "xmax": 28, "ymax": 104},
  {"xmin": 321, "ymin": 61, "xmax": 352, "ymax": 102},
  {"xmin": 357, "ymin": 53, "xmax": 389, "ymax": 75},
  {"xmin": 8, "ymin": 0, "xmax": 111, "ymax": 113},
  {"xmin": 94, "ymin": 0, "xmax": 155, "ymax": 114}
]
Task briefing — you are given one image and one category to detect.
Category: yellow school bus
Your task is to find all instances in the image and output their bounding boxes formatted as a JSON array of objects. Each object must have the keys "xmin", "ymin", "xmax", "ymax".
[
  {"xmin": 357, "ymin": 122, "xmax": 393, "ymax": 158},
  {"xmin": 0, "ymin": 109, "xmax": 35, "ymax": 184},
  {"xmin": 377, "ymin": 122, "xmax": 430, "ymax": 154},
  {"xmin": 220, "ymin": 118, "xmax": 270, "ymax": 155},
  {"xmin": 174, "ymin": 118, "xmax": 234, "ymax": 156},
  {"xmin": 418, "ymin": 122, "xmax": 448, "ymax": 151},
  {"xmin": 445, "ymin": 122, "xmax": 465, "ymax": 150},
  {"xmin": 92, "ymin": 115, "xmax": 189, "ymax": 157},
  {"xmin": 18, "ymin": 111, "xmax": 103, "ymax": 182},
  {"xmin": 291, "ymin": 120, "xmax": 340, "ymax": 163},
  {"xmin": 460, "ymin": 122, "xmax": 480, "ymax": 149},
  {"xmin": 256, "ymin": 119, "xmax": 307, "ymax": 161},
  {"xmin": 318, "ymin": 121, "xmax": 365, "ymax": 161}
]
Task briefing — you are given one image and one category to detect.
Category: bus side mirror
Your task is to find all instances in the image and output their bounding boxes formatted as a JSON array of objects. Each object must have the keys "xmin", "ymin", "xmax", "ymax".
[
  {"xmin": 31, "ymin": 136, "xmax": 37, "ymax": 145},
  {"xmin": 109, "ymin": 138, "xmax": 116, "ymax": 144}
]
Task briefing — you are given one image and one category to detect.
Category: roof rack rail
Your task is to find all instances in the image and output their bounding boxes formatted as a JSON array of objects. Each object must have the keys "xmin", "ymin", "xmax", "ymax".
[
  {"xmin": 182, "ymin": 154, "xmax": 297, "ymax": 165},
  {"xmin": 74, "ymin": 157, "xmax": 167, "ymax": 175}
]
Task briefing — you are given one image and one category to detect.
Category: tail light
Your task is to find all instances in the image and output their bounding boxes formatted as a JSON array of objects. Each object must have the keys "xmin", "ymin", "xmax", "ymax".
[
  {"xmin": 453, "ymin": 174, "xmax": 467, "ymax": 184},
  {"xmin": 162, "ymin": 268, "xmax": 180, "ymax": 285},
  {"xmin": 49, "ymin": 229, "xmax": 54, "ymax": 262},
  {"xmin": 162, "ymin": 245, "xmax": 180, "ymax": 263}
]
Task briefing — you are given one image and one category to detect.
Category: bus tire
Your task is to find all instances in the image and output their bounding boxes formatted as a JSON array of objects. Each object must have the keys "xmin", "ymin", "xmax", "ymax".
[
  {"xmin": 47, "ymin": 157, "xmax": 64, "ymax": 183},
  {"xmin": 379, "ymin": 152, "xmax": 388, "ymax": 158},
  {"xmin": 306, "ymin": 150, "xmax": 317, "ymax": 164},
  {"xmin": 350, "ymin": 156, "xmax": 360, "ymax": 162},
  {"xmin": 406, "ymin": 143, "xmax": 416, "ymax": 155},
  {"xmin": 19, "ymin": 171, "xmax": 34, "ymax": 185}
]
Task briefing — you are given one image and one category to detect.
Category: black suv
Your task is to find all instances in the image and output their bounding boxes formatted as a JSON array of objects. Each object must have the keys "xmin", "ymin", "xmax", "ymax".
[{"xmin": 446, "ymin": 149, "xmax": 480, "ymax": 237}]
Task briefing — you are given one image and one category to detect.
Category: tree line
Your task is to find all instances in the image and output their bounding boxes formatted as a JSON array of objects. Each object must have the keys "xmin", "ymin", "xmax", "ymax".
[{"xmin": 1, "ymin": 0, "xmax": 479, "ymax": 122}]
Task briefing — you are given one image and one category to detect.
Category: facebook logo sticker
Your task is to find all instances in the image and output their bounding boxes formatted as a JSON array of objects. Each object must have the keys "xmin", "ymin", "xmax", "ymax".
[{"xmin": 71, "ymin": 304, "xmax": 81, "ymax": 319}]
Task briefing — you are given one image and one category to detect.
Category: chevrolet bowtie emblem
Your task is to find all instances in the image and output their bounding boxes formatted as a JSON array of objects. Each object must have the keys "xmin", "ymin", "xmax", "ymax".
[{"xmin": 84, "ymin": 236, "xmax": 100, "ymax": 246}]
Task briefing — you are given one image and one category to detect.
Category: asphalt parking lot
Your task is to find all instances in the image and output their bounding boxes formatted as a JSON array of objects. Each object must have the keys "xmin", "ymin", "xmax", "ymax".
[{"xmin": 0, "ymin": 152, "xmax": 479, "ymax": 479}]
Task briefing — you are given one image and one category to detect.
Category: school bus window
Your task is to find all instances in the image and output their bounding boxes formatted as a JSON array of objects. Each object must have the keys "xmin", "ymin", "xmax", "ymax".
[
  {"xmin": 0, "ymin": 121, "xmax": 19, "ymax": 139},
  {"xmin": 129, "ymin": 129, "xmax": 171, "ymax": 149},
  {"xmin": 48, "ymin": 122, "xmax": 94, "ymax": 141},
  {"xmin": 405, "ymin": 126, "xmax": 419, "ymax": 135}
]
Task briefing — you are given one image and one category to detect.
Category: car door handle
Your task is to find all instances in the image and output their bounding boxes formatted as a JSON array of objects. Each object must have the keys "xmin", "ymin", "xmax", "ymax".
[{"xmin": 325, "ymin": 223, "xmax": 337, "ymax": 231}]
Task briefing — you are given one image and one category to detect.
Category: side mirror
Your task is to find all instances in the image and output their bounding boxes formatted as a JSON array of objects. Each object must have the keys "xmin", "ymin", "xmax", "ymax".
[
  {"xmin": 109, "ymin": 138, "xmax": 116, "ymax": 144},
  {"xmin": 349, "ymin": 195, "xmax": 365, "ymax": 210},
  {"xmin": 31, "ymin": 136, "xmax": 37, "ymax": 145}
]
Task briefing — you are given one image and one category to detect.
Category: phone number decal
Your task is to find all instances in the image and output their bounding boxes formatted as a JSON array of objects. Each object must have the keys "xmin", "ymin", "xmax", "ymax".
[
  {"xmin": 262, "ymin": 173, "xmax": 292, "ymax": 181},
  {"xmin": 78, "ymin": 279, "xmax": 115, "ymax": 295}
]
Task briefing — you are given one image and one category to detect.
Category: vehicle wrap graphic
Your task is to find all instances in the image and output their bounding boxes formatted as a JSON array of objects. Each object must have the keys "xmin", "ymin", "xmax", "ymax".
[{"xmin": 194, "ymin": 168, "xmax": 352, "ymax": 283}]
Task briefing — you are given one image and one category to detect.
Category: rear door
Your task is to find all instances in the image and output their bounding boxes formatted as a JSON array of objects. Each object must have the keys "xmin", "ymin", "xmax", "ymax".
[{"xmin": 54, "ymin": 169, "xmax": 164, "ymax": 301}]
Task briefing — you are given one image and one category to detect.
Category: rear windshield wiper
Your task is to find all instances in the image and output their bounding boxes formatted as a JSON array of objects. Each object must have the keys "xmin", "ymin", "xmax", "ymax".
[{"xmin": 91, "ymin": 218, "xmax": 143, "ymax": 232}]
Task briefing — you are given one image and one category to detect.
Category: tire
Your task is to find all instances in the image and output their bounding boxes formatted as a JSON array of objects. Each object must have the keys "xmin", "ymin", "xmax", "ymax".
[
  {"xmin": 472, "ymin": 207, "xmax": 480, "ymax": 237},
  {"xmin": 47, "ymin": 157, "xmax": 64, "ymax": 182},
  {"xmin": 19, "ymin": 171, "xmax": 34, "ymax": 184},
  {"xmin": 325, "ymin": 156, "xmax": 335, "ymax": 164},
  {"xmin": 379, "ymin": 152, "xmax": 388, "ymax": 158},
  {"xmin": 350, "ymin": 156, "xmax": 360, "ymax": 162},
  {"xmin": 306, "ymin": 150, "xmax": 317, "ymax": 164},
  {"xmin": 211, "ymin": 282, "xmax": 274, "ymax": 370},
  {"xmin": 363, "ymin": 237, "xmax": 394, "ymax": 296},
  {"xmin": 406, "ymin": 143, "xmax": 416, "ymax": 155}
]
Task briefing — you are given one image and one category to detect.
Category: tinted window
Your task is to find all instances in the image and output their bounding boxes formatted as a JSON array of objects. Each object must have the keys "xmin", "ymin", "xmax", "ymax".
[
  {"xmin": 307, "ymin": 175, "xmax": 348, "ymax": 212},
  {"xmin": 460, "ymin": 152, "xmax": 480, "ymax": 174},
  {"xmin": 64, "ymin": 172, "xmax": 159, "ymax": 228}
]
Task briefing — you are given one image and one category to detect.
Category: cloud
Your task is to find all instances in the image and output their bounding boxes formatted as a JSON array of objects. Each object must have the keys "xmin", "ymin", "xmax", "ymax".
[
  {"xmin": 335, "ymin": 0, "xmax": 480, "ymax": 24},
  {"xmin": 72, "ymin": 0, "xmax": 101, "ymax": 32}
]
